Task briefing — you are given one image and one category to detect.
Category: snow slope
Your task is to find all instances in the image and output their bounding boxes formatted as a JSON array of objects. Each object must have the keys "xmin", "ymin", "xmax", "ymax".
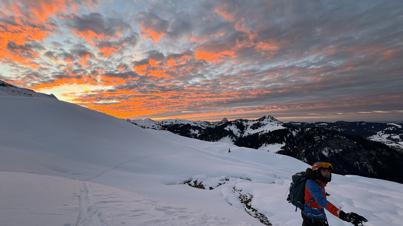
[{"xmin": 1, "ymin": 95, "xmax": 403, "ymax": 225}]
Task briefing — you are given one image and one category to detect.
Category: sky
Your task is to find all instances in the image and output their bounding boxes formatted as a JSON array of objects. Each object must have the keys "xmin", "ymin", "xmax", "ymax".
[{"xmin": 0, "ymin": 0, "xmax": 402, "ymax": 122}]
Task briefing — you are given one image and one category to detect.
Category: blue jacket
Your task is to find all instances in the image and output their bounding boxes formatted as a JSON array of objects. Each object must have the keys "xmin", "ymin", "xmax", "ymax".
[{"xmin": 302, "ymin": 179, "xmax": 340, "ymax": 221}]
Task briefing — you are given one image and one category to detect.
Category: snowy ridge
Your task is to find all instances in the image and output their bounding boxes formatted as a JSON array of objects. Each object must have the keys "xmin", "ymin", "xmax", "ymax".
[
  {"xmin": 130, "ymin": 115, "xmax": 285, "ymax": 138},
  {"xmin": 130, "ymin": 118, "xmax": 213, "ymax": 129},
  {"xmin": 369, "ymin": 130, "xmax": 403, "ymax": 151},
  {"xmin": 226, "ymin": 115, "xmax": 285, "ymax": 137},
  {"xmin": 160, "ymin": 119, "xmax": 212, "ymax": 128},
  {"xmin": 387, "ymin": 123, "xmax": 402, "ymax": 128},
  {"xmin": 129, "ymin": 118, "xmax": 162, "ymax": 129},
  {"xmin": 1, "ymin": 95, "xmax": 403, "ymax": 225},
  {"xmin": 0, "ymin": 80, "xmax": 56, "ymax": 99},
  {"xmin": 298, "ymin": 121, "xmax": 403, "ymax": 151}
]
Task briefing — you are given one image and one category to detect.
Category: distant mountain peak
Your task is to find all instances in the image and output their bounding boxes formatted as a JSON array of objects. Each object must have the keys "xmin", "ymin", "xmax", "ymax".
[{"xmin": 257, "ymin": 114, "xmax": 280, "ymax": 122}]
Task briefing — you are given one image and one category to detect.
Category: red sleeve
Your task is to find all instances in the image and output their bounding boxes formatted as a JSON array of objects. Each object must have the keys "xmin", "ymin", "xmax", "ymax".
[{"xmin": 326, "ymin": 201, "xmax": 340, "ymax": 217}]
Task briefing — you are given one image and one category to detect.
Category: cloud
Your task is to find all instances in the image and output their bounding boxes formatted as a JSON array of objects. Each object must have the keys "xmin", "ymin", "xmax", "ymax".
[
  {"xmin": 2, "ymin": 0, "xmax": 403, "ymax": 121},
  {"xmin": 97, "ymin": 35, "xmax": 137, "ymax": 57},
  {"xmin": 7, "ymin": 41, "xmax": 44, "ymax": 60},
  {"xmin": 138, "ymin": 12, "xmax": 169, "ymax": 43},
  {"xmin": 0, "ymin": 0, "xmax": 93, "ymax": 23},
  {"xmin": 0, "ymin": 17, "xmax": 53, "ymax": 66},
  {"xmin": 66, "ymin": 12, "xmax": 131, "ymax": 43},
  {"xmin": 0, "ymin": 0, "xmax": 99, "ymax": 67},
  {"xmin": 132, "ymin": 60, "xmax": 171, "ymax": 79},
  {"xmin": 65, "ymin": 12, "xmax": 137, "ymax": 58},
  {"xmin": 194, "ymin": 43, "xmax": 237, "ymax": 63},
  {"xmin": 28, "ymin": 69, "xmax": 140, "ymax": 103},
  {"xmin": 131, "ymin": 50, "xmax": 204, "ymax": 80}
]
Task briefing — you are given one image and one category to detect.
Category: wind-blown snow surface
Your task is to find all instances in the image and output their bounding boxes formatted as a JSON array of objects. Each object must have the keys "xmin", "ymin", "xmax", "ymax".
[{"xmin": 1, "ymin": 96, "xmax": 403, "ymax": 226}]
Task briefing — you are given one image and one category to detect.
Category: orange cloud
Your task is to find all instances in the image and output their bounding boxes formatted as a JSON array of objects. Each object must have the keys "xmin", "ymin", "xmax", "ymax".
[
  {"xmin": 98, "ymin": 46, "xmax": 116, "ymax": 57},
  {"xmin": 194, "ymin": 48, "xmax": 236, "ymax": 63},
  {"xmin": 74, "ymin": 30, "xmax": 109, "ymax": 45},
  {"xmin": 0, "ymin": 21, "xmax": 50, "ymax": 67},
  {"xmin": 81, "ymin": 92, "xmax": 181, "ymax": 119},
  {"xmin": 117, "ymin": 64, "xmax": 127, "ymax": 72},
  {"xmin": 30, "ymin": 74, "xmax": 128, "ymax": 91},
  {"xmin": 64, "ymin": 12, "xmax": 135, "ymax": 59},
  {"xmin": 148, "ymin": 58, "xmax": 160, "ymax": 67},
  {"xmin": 97, "ymin": 36, "xmax": 136, "ymax": 57},
  {"xmin": 140, "ymin": 23, "xmax": 166, "ymax": 43},
  {"xmin": 132, "ymin": 58, "xmax": 174, "ymax": 79},
  {"xmin": 30, "ymin": 77, "xmax": 92, "ymax": 90},
  {"xmin": 1, "ymin": 0, "xmax": 71, "ymax": 23},
  {"xmin": 133, "ymin": 65, "xmax": 171, "ymax": 79},
  {"xmin": 86, "ymin": 100, "xmax": 160, "ymax": 119},
  {"xmin": 78, "ymin": 52, "xmax": 93, "ymax": 66},
  {"xmin": 214, "ymin": 7, "xmax": 235, "ymax": 22},
  {"xmin": 189, "ymin": 35, "xmax": 209, "ymax": 43},
  {"xmin": 148, "ymin": 69, "xmax": 170, "ymax": 78},
  {"xmin": 98, "ymin": 45, "xmax": 124, "ymax": 57},
  {"xmin": 166, "ymin": 54, "xmax": 192, "ymax": 67},
  {"xmin": 133, "ymin": 64, "xmax": 148, "ymax": 75},
  {"xmin": 73, "ymin": 88, "xmax": 170, "ymax": 119},
  {"xmin": 255, "ymin": 41, "xmax": 280, "ymax": 52},
  {"xmin": 0, "ymin": 0, "xmax": 95, "ymax": 67},
  {"xmin": 29, "ymin": 0, "xmax": 68, "ymax": 23}
]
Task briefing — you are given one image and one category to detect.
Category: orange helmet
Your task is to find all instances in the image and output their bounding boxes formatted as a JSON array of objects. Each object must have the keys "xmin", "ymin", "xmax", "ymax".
[{"xmin": 312, "ymin": 162, "xmax": 333, "ymax": 171}]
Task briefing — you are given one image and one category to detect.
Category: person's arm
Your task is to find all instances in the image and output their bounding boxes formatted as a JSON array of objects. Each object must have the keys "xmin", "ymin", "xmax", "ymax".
[{"xmin": 306, "ymin": 180, "xmax": 340, "ymax": 217}]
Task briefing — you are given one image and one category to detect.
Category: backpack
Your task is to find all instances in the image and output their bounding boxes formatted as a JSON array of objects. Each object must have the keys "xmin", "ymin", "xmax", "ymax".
[{"xmin": 287, "ymin": 171, "xmax": 307, "ymax": 211}]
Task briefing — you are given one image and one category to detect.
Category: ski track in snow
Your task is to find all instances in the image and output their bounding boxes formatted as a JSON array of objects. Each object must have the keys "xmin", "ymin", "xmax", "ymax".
[
  {"xmin": 72, "ymin": 181, "xmax": 235, "ymax": 226},
  {"xmin": 75, "ymin": 182, "xmax": 108, "ymax": 226}
]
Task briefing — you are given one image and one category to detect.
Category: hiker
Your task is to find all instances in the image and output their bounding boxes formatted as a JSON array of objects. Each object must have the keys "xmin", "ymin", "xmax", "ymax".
[{"xmin": 288, "ymin": 162, "xmax": 368, "ymax": 226}]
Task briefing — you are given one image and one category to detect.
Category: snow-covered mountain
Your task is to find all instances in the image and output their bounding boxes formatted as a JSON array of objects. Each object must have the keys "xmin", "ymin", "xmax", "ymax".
[
  {"xmin": 369, "ymin": 127, "xmax": 403, "ymax": 151},
  {"xmin": 130, "ymin": 115, "xmax": 285, "ymax": 144},
  {"xmin": 130, "ymin": 118, "xmax": 216, "ymax": 130},
  {"xmin": 1, "ymin": 82, "xmax": 403, "ymax": 226},
  {"xmin": 293, "ymin": 121, "xmax": 403, "ymax": 151},
  {"xmin": 130, "ymin": 117, "xmax": 403, "ymax": 184}
]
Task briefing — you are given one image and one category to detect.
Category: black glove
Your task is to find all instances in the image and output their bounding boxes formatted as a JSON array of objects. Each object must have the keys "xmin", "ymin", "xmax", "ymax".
[
  {"xmin": 339, "ymin": 211, "xmax": 368, "ymax": 225},
  {"xmin": 339, "ymin": 211, "xmax": 350, "ymax": 222},
  {"xmin": 349, "ymin": 212, "xmax": 368, "ymax": 225}
]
